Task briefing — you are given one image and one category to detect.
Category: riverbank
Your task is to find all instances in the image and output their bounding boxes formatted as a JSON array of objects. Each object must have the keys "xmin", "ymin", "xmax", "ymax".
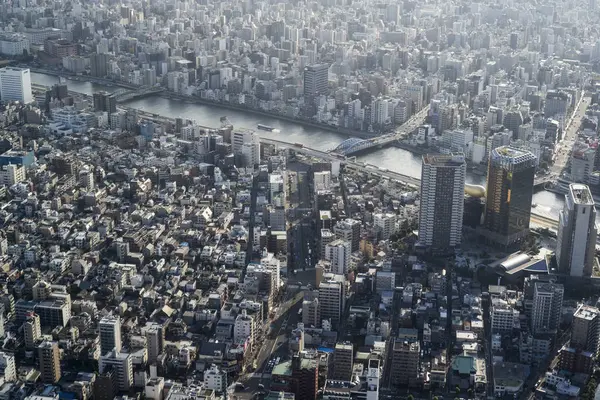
[
  {"xmin": 158, "ymin": 92, "xmax": 381, "ymax": 140},
  {"xmin": 27, "ymin": 66, "xmax": 386, "ymax": 140}
]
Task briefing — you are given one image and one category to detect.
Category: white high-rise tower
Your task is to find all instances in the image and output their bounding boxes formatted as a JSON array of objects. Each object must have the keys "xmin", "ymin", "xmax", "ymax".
[{"xmin": 0, "ymin": 67, "xmax": 33, "ymax": 104}]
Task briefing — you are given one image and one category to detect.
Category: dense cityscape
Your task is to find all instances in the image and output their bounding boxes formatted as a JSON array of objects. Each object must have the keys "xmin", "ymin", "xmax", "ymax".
[{"xmin": 0, "ymin": 0, "xmax": 600, "ymax": 399}]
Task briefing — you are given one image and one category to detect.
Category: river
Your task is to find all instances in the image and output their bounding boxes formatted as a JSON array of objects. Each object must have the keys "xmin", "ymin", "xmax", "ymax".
[{"xmin": 30, "ymin": 72, "xmax": 566, "ymax": 219}]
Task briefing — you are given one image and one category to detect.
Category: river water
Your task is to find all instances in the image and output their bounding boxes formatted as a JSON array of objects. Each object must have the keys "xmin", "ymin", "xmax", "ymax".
[{"xmin": 31, "ymin": 72, "xmax": 566, "ymax": 218}]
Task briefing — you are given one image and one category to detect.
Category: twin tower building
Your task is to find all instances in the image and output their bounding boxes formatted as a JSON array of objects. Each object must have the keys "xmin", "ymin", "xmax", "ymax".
[{"xmin": 417, "ymin": 146, "xmax": 597, "ymax": 277}]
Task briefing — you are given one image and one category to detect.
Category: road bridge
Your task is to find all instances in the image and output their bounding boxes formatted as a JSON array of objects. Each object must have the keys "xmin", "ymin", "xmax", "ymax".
[{"xmin": 330, "ymin": 106, "xmax": 430, "ymax": 156}]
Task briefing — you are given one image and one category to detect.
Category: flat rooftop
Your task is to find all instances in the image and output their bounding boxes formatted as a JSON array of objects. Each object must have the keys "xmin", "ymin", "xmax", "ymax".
[
  {"xmin": 574, "ymin": 304, "xmax": 600, "ymax": 321},
  {"xmin": 570, "ymin": 184, "xmax": 594, "ymax": 205},
  {"xmin": 422, "ymin": 153, "xmax": 465, "ymax": 166}
]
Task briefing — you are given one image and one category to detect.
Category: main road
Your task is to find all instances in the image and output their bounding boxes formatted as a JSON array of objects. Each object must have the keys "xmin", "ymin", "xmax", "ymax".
[{"xmin": 550, "ymin": 95, "xmax": 591, "ymax": 178}]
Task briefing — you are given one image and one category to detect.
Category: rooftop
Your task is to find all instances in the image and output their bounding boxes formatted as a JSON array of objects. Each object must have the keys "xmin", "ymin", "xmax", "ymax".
[
  {"xmin": 422, "ymin": 153, "xmax": 465, "ymax": 167},
  {"xmin": 574, "ymin": 304, "xmax": 600, "ymax": 321},
  {"xmin": 570, "ymin": 184, "xmax": 594, "ymax": 205}
]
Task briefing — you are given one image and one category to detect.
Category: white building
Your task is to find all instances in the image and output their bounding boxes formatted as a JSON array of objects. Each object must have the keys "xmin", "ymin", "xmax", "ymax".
[
  {"xmin": 490, "ymin": 298, "xmax": 519, "ymax": 334},
  {"xmin": 99, "ymin": 315, "xmax": 122, "ymax": 356},
  {"xmin": 366, "ymin": 359, "xmax": 380, "ymax": 400},
  {"xmin": 144, "ymin": 377, "xmax": 165, "ymax": 400},
  {"xmin": 99, "ymin": 350, "xmax": 133, "ymax": 391},
  {"xmin": 318, "ymin": 274, "xmax": 345, "ymax": 327},
  {"xmin": 376, "ymin": 271, "xmax": 396, "ymax": 293},
  {"xmin": 314, "ymin": 171, "xmax": 331, "ymax": 191},
  {"xmin": 373, "ymin": 213, "xmax": 396, "ymax": 240},
  {"xmin": 203, "ymin": 364, "xmax": 225, "ymax": 392},
  {"xmin": 556, "ymin": 184, "xmax": 597, "ymax": 277},
  {"xmin": 232, "ymin": 129, "xmax": 260, "ymax": 167},
  {"xmin": 0, "ymin": 164, "xmax": 26, "ymax": 186},
  {"xmin": 324, "ymin": 239, "xmax": 351, "ymax": 275},
  {"xmin": 0, "ymin": 67, "xmax": 33, "ymax": 104},
  {"xmin": 233, "ymin": 310, "xmax": 255, "ymax": 348},
  {"xmin": 0, "ymin": 33, "xmax": 29, "ymax": 56},
  {"xmin": 418, "ymin": 154, "xmax": 466, "ymax": 253},
  {"xmin": 0, "ymin": 351, "xmax": 16, "ymax": 381}
]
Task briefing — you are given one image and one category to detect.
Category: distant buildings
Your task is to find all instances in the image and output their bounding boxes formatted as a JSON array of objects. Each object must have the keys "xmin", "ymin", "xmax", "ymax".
[
  {"xmin": 0, "ymin": 67, "xmax": 33, "ymax": 104},
  {"xmin": 303, "ymin": 64, "xmax": 329, "ymax": 113},
  {"xmin": 481, "ymin": 146, "xmax": 536, "ymax": 246},
  {"xmin": 556, "ymin": 184, "xmax": 597, "ymax": 277},
  {"xmin": 418, "ymin": 154, "xmax": 466, "ymax": 253},
  {"xmin": 0, "ymin": 33, "xmax": 29, "ymax": 56}
]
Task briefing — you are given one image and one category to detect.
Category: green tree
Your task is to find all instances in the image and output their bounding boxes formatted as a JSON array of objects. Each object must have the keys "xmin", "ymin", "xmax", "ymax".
[
  {"xmin": 455, "ymin": 385, "xmax": 461, "ymax": 394},
  {"xmin": 407, "ymin": 395, "xmax": 414, "ymax": 400}
]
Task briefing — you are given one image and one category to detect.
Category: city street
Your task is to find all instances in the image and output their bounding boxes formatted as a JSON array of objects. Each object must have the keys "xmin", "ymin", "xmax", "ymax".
[
  {"xmin": 238, "ymin": 290, "xmax": 304, "ymax": 398},
  {"xmin": 550, "ymin": 96, "xmax": 591, "ymax": 178}
]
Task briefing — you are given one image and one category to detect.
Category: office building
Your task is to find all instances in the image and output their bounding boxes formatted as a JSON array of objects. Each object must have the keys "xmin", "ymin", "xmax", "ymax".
[
  {"xmin": 390, "ymin": 340, "xmax": 420, "ymax": 386},
  {"xmin": 373, "ymin": 213, "xmax": 397, "ymax": 240},
  {"xmin": 93, "ymin": 91, "xmax": 117, "ymax": 114},
  {"xmin": 90, "ymin": 53, "xmax": 110, "ymax": 78},
  {"xmin": 0, "ymin": 67, "xmax": 33, "ymax": 104},
  {"xmin": 38, "ymin": 341, "xmax": 61, "ymax": 384},
  {"xmin": 0, "ymin": 352, "xmax": 16, "ymax": 382},
  {"xmin": 531, "ymin": 281, "xmax": 564, "ymax": 335},
  {"xmin": 99, "ymin": 350, "xmax": 133, "ymax": 391},
  {"xmin": 490, "ymin": 298, "xmax": 518, "ymax": 334},
  {"xmin": 320, "ymin": 229, "xmax": 335, "ymax": 258},
  {"xmin": 418, "ymin": 154, "xmax": 466, "ymax": 253},
  {"xmin": 304, "ymin": 64, "xmax": 329, "ymax": 100},
  {"xmin": 271, "ymin": 355, "xmax": 318, "ymax": 400},
  {"xmin": 313, "ymin": 171, "xmax": 331, "ymax": 191},
  {"xmin": 144, "ymin": 323, "xmax": 165, "ymax": 364},
  {"xmin": 0, "ymin": 164, "xmax": 26, "ymax": 186},
  {"xmin": 234, "ymin": 310, "xmax": 256, "ymax": 350},
  {"xmin": 99, "ymin": 315, "xmax": 122, "ymax": 356},
  {"xmin": 0, "ymin": 33, "xmax": 29, "ymax": 56},
  {"xmin": 318, "ymin": 274, "xmax": 345, "ymax": 327},
  {"xmin": 558, "ymin": 345, "xmax": 594, "ymax": 374},
  {"xmin": 302, "ymin": 295, "xmax": 320, "ymax": 327},
  {"xmin": 203, "ymin": 364, "xmax": 225, "ymax": 392},
  {"xmin": 333, "ymin": 219, "xmax": 361, "ymax": 252},
  {"xmin": 94, "ymin": 370, "xmax": 117, "ymax": 400},
  {"xmin": 303, "ymin": 63, "xmax": 329, "ymax": 114},
  {"xmin": 35, "ymin": 299, "xmax": 71, "ymax": 328},
  {"xmin": 332, "ymin": 343, "xmax": 354, "ymax": 381},
  {"xmin": 324, "ymin": 239, "xmax": 351, "ymax": 275},
  {"xmin": 482, "ymin": 146, "xmax": 536, "ymax": 246},
  {"xmin": 232, "ymin": 129, "xmax": 260, "ymax": 167},
  {"xmin": 556, "ymin": 184, "xmax": 597, "ymax": 277},
  {"xmin": 24, "ymin": 312, "xmax": 41, "ymax": 349},
  {"xmin": 44, "ymin": 39, "xmax": 77, "ymax": 58},
  {"xmin": 366, "ymin": 359, "xmax": 380, "ymax": 400},
  {"xmin": 544, "ymin": 90, "xmax": 570, "ymax": 118},
  {"xmin": 571, "ymin": 305, "xmax": 600, "ymax": 355}
]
